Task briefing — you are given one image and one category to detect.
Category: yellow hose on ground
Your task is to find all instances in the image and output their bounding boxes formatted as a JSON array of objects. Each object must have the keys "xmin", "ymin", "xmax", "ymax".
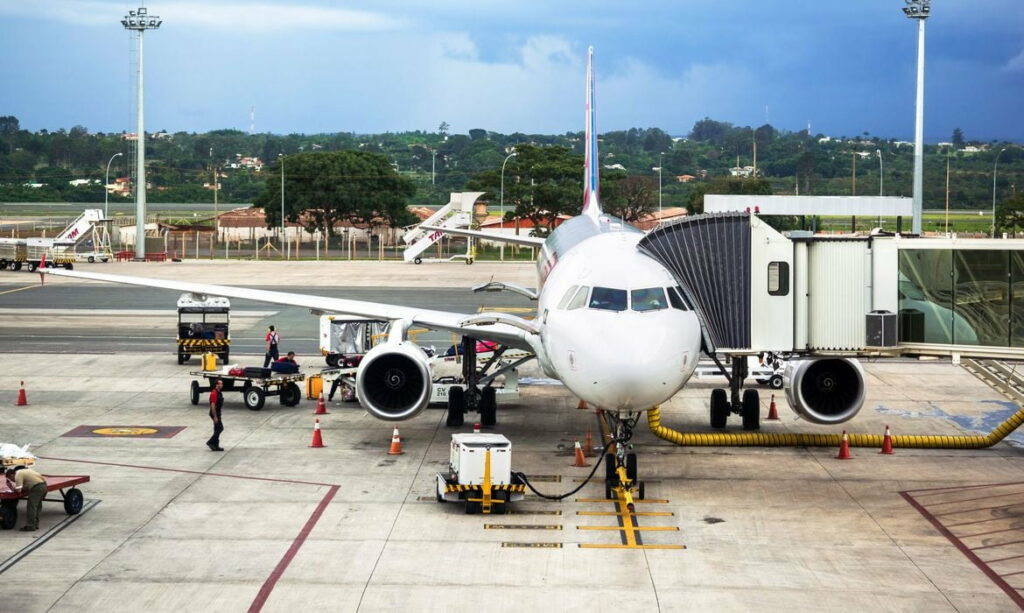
[{"xmin": 646, "ymin": 405, "xmax": 1024, "ymax": 449}]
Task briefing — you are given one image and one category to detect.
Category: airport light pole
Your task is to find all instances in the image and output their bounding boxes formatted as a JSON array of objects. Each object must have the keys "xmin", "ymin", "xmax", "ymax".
[
  {"xmin": 500, "ymin": 151, "xmax": 517, "ymax": 223},
  {"xmin": 121, "ymin": 6, "xmax": 161, "ymax": 260},
  {"xmin": 876, "ymin": 149, "xmax": 883, "ymax": 197},
  {"xmin": 104, "ymin": 152, "xmax": 123, "ymax": 219},
  {"xmin": 903, "ymin": 0, "xmax": 930, "ymax": 235},
  {"xmin": 657, "ymin": 152, "xmax": 664, "ymax": 215},
  {"xmin": 431, "ymin": 149, "xmax": 436, "ymax": 185},
  {"xmin": 278, "ymin": 153, "xmax": 286, "ymax": 258},
  {"xmin": 993, "ymin": 148, "xmax": 1007, "ymax": 237}
]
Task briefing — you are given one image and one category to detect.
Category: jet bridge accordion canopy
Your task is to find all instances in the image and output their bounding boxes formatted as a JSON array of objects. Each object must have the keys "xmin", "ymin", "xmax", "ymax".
[{"xmin": 638, "ymin": 213, "xmax": 752, "ymax": 351}]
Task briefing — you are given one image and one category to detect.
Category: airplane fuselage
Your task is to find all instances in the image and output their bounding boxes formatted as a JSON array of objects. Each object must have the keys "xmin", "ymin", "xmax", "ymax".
[{"xmin": 531, "ymin": 216, "xmax": 702, "ymax": 412}]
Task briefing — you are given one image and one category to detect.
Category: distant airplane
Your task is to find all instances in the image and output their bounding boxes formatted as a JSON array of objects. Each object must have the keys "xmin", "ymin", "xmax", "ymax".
[{"xmin": 41, "ymin": 48, "xmax": 863, "ymax": 474}]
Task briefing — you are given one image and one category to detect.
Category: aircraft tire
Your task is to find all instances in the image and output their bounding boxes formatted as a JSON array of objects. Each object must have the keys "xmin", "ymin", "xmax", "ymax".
[
  {"xmin": 446, "ymin": 386, "xmax": 465, "ymax": 427},
  {"xmin": 742, "ymin": 388, "xmax": 760, "ymax": 431},
  {"xmin": 604, "ymin": 453, "xmax": 617, "ymax": 486},
  {"xmin": 626, "ymin": 453, "xmax": 638, "ymax": 483},
  {"xmin": 710, "ymin": 388, "xmax": 728, "ymax": 429},
  {"xmin": 479, "ymin": 387, "xmax": 497, "ymax": 426}
]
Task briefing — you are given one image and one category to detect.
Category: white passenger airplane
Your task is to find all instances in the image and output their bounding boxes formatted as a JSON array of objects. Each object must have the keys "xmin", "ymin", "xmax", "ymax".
[{"xmin": 40, "ymin": 48, "xmax": 862, "ymax": 459}]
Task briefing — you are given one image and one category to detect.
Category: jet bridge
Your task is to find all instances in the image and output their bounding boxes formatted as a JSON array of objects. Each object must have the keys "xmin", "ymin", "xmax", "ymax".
[{"xmin": 639, "ymin": 212, "xmax": 1024, "ymax": 361}]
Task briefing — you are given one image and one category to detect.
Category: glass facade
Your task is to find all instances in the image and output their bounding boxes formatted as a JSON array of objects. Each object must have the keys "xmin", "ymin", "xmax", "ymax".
[{"xmin": 899, "ymin": 249, "xmax": 1022, "ymax": 347}]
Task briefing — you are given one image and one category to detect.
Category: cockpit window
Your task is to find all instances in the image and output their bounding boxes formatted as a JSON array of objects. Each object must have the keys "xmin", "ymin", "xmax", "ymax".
[
  {"xmin": 668, "ymin": 286, "xmax": 689, "ymax": 311},
  {"xmin": 567, "ymin": 286, "xmax": 589, "ymax": 310},
  {"xmin": 631, "ymin": 287, "xmax": 667, "ymax": 312},
  {"xmin": 589, "ymin": 287, "xmax": 628, "ymax": 312},
  {"xmin": 558, "ymin": 285, "xmax": 580, "ymax": 309}
]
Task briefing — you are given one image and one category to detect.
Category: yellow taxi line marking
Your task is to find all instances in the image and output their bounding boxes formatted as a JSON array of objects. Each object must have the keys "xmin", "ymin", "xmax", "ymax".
[
  {"xmin": 577, "ymin": 525, "xmax": 680, "ymax": 532},
  {"xmin": 576, "ymin": 498, "xmax": 669, "ymax": 504},
  {"xmin": 579, "ymin": 544, "xmax": 686, "ymax": 550},
  {"xmin": 617, "ymin": 497, "xmax": 638, "ymax": 546},
  {"xmin": 0, "ymin": 284, "xmax": 39, "ymax": 296},
  {"xmin": 577, "ymin": 511, "xmax": 674, "ymax": 517}
]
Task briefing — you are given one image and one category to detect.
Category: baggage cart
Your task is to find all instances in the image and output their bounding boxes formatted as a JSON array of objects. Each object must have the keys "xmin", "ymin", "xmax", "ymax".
[
  {"xmin": 189, "ymin": 369, "xmax": 305, "ymax": 411},
  {"xmin": 0, "ymin": 474, "xmax": 91, "ymax": 530}
]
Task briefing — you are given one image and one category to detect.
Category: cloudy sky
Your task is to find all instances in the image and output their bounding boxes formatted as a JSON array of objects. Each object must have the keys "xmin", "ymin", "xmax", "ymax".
[{"xmin": 1, "ymin": 0, "xmax": 1022, "ymax": 141}]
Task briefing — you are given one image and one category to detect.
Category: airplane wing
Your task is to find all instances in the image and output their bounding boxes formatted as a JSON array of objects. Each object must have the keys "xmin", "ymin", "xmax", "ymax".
[
  {"xmin": 420, "ymin": 225, "xmax": 546, "ymax": 247},
  {"xmin": 40, "ymin": 268, "xmax": 540, "ymax": 352}
]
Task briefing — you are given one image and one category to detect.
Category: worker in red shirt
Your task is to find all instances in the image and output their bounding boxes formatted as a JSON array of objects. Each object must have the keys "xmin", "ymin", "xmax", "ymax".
[{"xmin": 207, "ymin": 379, "xmax": 224, "ymax": 451}]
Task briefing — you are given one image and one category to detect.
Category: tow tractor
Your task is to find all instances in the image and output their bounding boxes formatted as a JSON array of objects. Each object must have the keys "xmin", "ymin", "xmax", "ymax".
[
  {"xmin": 436, "ymin": 432, "xmax": 526, "ymax": 514},
  {"xmin": 177, "ymin": 293, "xmax": 230, "ymax": 365},
  {"xmin": 189, "ymin": 369, "xmax": 305, "ymax": 410}
]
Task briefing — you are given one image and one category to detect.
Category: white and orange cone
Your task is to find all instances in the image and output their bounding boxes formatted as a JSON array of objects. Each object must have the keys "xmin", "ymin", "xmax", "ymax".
[
  {"xmin": 309, "ymin": 418, "xmax": 325, "ymax": 448},
  {"xmin": 836, "ymin": 430, "xmax": 852, "ymax": 460},
  {"xmin": 571, "ymin": 440, "xmax": 590, "ymax": 467},
  {"xmin": 313, "ymin": 392, "xmax": 329, "ymax": 415},
  {"xmin": 880, "ymin": 425, "xmax": 894, "ymax": 455},
  {"xmin": 387, "ymin": 427, "xmax": 404, "ymax": 455},
  {"xmin": 766, "ymin": 394, "xmax": 779, "ymax": 420}
]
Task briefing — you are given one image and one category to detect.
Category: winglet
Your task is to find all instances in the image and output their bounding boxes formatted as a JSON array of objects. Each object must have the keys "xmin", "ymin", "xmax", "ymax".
[{"xmin": 581, "ymin": 46, "xmax": 601, "ymax": 223}]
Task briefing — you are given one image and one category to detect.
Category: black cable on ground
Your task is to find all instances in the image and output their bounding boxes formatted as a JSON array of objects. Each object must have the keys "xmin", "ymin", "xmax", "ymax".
[{"xmin": 512, "ymin": 441, "xmax": 613, "ymax": 501}]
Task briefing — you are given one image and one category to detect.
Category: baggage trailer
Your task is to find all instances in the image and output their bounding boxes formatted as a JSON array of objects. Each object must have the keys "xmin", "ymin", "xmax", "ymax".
[
  {"xmin": 189, "ymin": 369, "xmax": 305, "ymax": 411},
  {"xmin": 0, "ymin": 474, "xmax": 90, "ymax": 530}
]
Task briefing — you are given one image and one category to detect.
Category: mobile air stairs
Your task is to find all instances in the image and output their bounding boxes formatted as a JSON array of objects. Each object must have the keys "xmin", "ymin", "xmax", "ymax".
[
  {"xmin": 0, "ymin": 208, "xmax": 112, "ymax": 271},
  {"xmin": 403, "ymin": 192, "xmax": 484, "ymax": 265}
]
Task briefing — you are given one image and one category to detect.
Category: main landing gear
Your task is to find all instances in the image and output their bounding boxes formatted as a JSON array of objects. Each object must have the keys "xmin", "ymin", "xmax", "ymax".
[
  {"xmin": 445, "ymin": 336, "xmax": 531, "ymax": 429},
  {"xmin": 600, "ymin": 411, "xmax": 646, "ymax": 504},
  {"xmin": 709, "ymin": 355, "xmax": 760, "ymax": 431}
]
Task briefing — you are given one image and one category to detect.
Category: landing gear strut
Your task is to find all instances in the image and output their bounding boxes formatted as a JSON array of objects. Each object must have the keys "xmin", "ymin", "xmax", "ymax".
[
  {"xmin": 600, "ymin": 411, "xmax": 646, "ymax": 504},
  {"xmin": 445, "ymin": 336, "xmax": 527, "ymax": 429},
  {"xmin": 708, "ymin": 355, "xmax": 760, "ymax": 431}
]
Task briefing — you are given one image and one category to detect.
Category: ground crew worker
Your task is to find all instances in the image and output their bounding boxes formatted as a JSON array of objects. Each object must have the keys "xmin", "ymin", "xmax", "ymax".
[
  {"xmin": 263, "ymin": 325, "xmax": 280, "ymax": 368},
  {"xmin": 5, "ymin": 466, "xmax": 47, "ymax": 532},
  {"xmin": 207, "ymin": 379, "xmax": 224, "ymax": 451}
]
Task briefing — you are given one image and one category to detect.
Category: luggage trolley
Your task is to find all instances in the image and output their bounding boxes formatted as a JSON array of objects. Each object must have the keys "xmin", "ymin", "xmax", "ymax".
[
  {"xmin": 1, "ymin": 474, "xmax": 91, "ymax": 530},
  {"xmin": 177, "ymin": 293, "xmax": 230, "ymax": 365},
  {"xmin": 189, "ymin": 368, "xmax": 306, "ymax": 411}
]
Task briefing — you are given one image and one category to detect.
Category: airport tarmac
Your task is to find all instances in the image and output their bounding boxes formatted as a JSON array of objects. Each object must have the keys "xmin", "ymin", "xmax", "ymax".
[{"xmin": 3, "ymin": 261, "xmax": 1024, "ymax": 612}]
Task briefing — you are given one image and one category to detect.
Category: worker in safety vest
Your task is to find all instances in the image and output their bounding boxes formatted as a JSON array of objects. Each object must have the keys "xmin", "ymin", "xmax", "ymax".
[{"xmin": 5, "ymin": 466, "xmax": 47, "ymax": 532}]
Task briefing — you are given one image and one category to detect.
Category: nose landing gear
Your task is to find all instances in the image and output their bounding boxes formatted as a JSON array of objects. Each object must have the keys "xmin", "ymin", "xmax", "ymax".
[{"xmin": 599, "ymin": 411, "xmax": 646, "ymax": 506}]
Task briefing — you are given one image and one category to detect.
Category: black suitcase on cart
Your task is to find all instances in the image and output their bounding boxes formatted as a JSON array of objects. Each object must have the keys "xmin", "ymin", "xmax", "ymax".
[{"xmin": 244, "ymin": 367, "xmax": 272, "ymax": 379}]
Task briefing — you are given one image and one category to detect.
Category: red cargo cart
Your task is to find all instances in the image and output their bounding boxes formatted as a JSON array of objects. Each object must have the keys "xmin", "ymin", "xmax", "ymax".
[{"xmin": 0, "ymin": 475, "xmax": 90, "ymax": 530}]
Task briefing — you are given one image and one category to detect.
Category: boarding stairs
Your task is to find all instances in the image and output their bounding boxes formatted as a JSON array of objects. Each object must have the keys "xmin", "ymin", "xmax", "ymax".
[{"xmin": 402, "ymin": 192, "xmax": 483, "ymax": 263}]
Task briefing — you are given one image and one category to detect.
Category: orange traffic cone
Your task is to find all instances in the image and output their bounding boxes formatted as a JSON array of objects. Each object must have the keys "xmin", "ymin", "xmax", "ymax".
[
  {"xmin": 880, "ymin": 425, "xmax": 894, "ymax": 455},
  {"xmin": 583, "ymin": 430, "xmax": 595, "ymax": 458},
  {"xmin": 577, "ymin": 399, "xmax": 588, "ymax": 410},
  {"xmin": 15, "ymin": 381, "xmax": 27, "ymax": 406},
  {"xmin": 836, "ymin": 430, "xmax": 852, "ymax": 460},
  {"xmin": 473, "ymin": 423, "xmax": 481, "ymax": 434},
  {"xmin": 387, "ymin": 427, "xmax": 404, "ymax": 455},
  {"xmin": 571, "ymin": 440, "xmax": 590, "ymax": 467},
  {"xmin": 766, "ymin": 394, "xmax": 779, "ymax": 420},
  {"xmin": 313, "ymin": 392, "xmax": 329, "ymax": 415},
  {"xmin": 309, "ymin": 419, "xmax": 325, "ymax": 448}
]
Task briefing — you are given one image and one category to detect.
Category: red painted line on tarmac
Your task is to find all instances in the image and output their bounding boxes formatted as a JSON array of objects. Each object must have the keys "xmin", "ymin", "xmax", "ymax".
[
  {"xmin": 1000, "ymin": 570, "xmax": 1024, "ymax": 578},
  {"xmin": 38, "ymin": 456, "xmax": 338, "ymax": 488},
  {"xmin": 901, "ymin": 491, "xmax": 1024, "ymax": 609},
  {"xmin": 248, "ymin": 485, "xmax": 339, "ymax": 613},
  {"xmin": 906, "ymin": 481, "xmax": 1024, "ymax": 497},
  {"xmin": 933, "ymin": 501, "xmax": 1024, "ymax": 518},
  {"xmin": 38, "ymin": 456, "xmax": 342, "ymax": 610},
  {"xmin": 920, "ymin": 490, "xmax": 1024, "ymax": 508},
  {"xmin": 971, "ymin": 538, "xmax": 1024, "ymax": 552},
  {"xmin": 983, "ymin": 554, "xmax": 1024, "ymax": 565},
  {"xmin": 947, "ymin": 516, "xmax": 1009, "ymax": 529},
  {"xmin": 960, "ymin": 526, "xmax": 1024, "ymax": 540}
]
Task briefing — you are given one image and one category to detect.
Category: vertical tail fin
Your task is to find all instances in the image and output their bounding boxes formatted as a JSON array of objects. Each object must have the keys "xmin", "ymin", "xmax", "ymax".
[{"xmin": 581, "ymin": 46, "xmax": 601, "ymax": 222}]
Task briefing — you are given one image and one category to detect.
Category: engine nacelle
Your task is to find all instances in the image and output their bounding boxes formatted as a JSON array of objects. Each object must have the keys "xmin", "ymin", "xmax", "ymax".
[
  {"xmin": 355, "ymin": 341, "xmax": 432, "ymax": 421},
  {"xmin": 783, "ymin": 358, "xmax": 865, "ymax": 425}
]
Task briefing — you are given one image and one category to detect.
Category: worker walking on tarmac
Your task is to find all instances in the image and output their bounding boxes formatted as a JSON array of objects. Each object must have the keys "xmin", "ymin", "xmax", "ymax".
[
  {"xmin": 5, "ymin": 466, "xmax": 47, "ymax": 532},
  {"xmin": 207, "ymin": 379, "xmax": 225, "ymax": 451},
  {"xmin": 263, "ymin": 325, "xmax": 281, "ymax": 368}
]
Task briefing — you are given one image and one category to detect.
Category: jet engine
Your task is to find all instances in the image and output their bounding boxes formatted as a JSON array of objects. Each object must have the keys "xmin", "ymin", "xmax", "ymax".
[
  {"xmin": 355, "ymin": 341, "xmax": 432, "ymax": 421},
  {"xmin": 783, "ymin": 358, "xmax": 865, "ymax": 425}
]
